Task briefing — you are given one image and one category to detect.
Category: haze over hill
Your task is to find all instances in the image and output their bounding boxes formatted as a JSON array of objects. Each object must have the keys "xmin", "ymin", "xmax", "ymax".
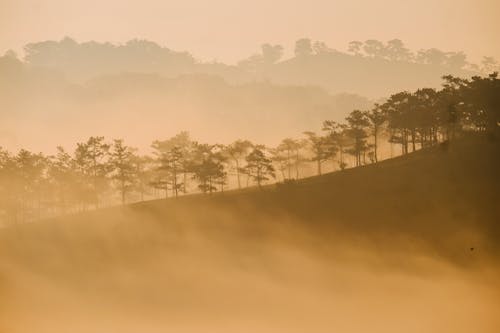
[
  {"xmin": 1, "ymin": 135, "xmax": 499, "ymax": 333},
  {"xmin": 1, "ymin": 37, "xmax": 499, "ymax": 152},
  {"xmin": 1, "ymin": 1, "xmax": 499, "ymax": 331}
]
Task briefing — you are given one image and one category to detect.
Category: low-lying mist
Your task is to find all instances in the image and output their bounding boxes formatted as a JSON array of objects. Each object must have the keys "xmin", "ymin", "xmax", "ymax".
[{"xmin": 1, "ymin": 179, "xmax": 499, "ymax": 333}]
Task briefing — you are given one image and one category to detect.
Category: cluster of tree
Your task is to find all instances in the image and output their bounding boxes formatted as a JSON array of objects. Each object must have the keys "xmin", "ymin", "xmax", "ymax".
[
  {"xmin": 22, "ymin": 37, "xmax": 195, "ymax": 81},
  {"xmin": 239, "ymin": 38, "xmax": 499, "ymax": 73},
  {"xmin": 346, "ymin": 39, "xmax": 472, "ymax": 69},
  {"xmin": 0, "ymin": 133, "xmax": 278, "ymax": 224},
  {"xmin": 1, "ymin": 73, "xmax": 497, "ymax": 225},
  {"xmin": 298, "ymin": 72, "xmax": 499, "ymax": 174},
  {"xmin": 12, "ymin": 37, "xmax": 499, "ymax": 83}
]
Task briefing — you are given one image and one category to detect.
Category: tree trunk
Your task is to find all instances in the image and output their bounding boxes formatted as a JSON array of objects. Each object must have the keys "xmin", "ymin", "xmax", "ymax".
[
  {"xmin": 411, "ymin": 129, "xmax": 416, "ymax": 152},
  {"xmin": 287, "ymin": 150, "xmax": 291, "ymax": 179},
  {"xmin": 295, "ymin": 150, "xmax": 300, "ymax": 179},
  {"xmin": 235, "ymin": 159, "xmax": 241, "ymax": 189}
]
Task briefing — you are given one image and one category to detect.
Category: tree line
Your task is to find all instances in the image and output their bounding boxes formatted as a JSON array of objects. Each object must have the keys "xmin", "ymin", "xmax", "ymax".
[{"xmin": 1, "ymin": 73, "xmax": 498, "ymax": 225}]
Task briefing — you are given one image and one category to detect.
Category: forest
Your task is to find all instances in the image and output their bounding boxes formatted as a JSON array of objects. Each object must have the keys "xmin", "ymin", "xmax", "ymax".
[{"xmin": 1, "ymin": 72, "xmax": 498, "ymax": 225}]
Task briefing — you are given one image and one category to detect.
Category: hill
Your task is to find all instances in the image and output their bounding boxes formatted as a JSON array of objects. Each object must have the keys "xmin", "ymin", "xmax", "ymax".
[{"xmin": 1, "ymin": 134, "xmax": 499, "ymax": 333}]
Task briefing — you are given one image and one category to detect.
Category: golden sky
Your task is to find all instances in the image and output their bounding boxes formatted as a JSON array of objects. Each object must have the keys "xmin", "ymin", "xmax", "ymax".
[{"xmin": 1, "ymin": 0, "xmax": 499, "ymax": 63}]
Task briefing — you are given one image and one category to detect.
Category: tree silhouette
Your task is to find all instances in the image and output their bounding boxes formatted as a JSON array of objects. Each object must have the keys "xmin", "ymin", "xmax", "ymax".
[
  {"xmin": 345, "ymin": 110, "xmax": 370, "ymax": 166},
  {"xmin": 295, "ymin": 38, "xmax": 313, "ymax": 58},
  {"xmin": 365, "ymin": 105, "xmax": 387, "ymax": 162},
  {"xmin": 75, "ymin": 136, "xmax": 110, "ymax": 208},
  {"xmin": 244, "ymin": 146, "xmax": 275, "ymax": 188},
  {"xmin": 225, "ymin": 140, "xmax": 253, "ymax": 189},
  {"xmin": 110, "ymin": 139, "xmax": 137, "ymax": 204},
  {"xmin": 303, "ymin": 131, "xmax": 329, "ymax": 175},
  {"xmin": 191, "ymin": 144, "xmax": 226, "ymax": 194}
]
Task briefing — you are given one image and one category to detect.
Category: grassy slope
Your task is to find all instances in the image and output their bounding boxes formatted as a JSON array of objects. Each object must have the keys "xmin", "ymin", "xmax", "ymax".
[
  {"xmin": 125, "ymin": 133, "xmax": 499, "ymax": 261},
  {"xmin": 2, "ymin": 134, "xmax": 499, "ymax": 264}
]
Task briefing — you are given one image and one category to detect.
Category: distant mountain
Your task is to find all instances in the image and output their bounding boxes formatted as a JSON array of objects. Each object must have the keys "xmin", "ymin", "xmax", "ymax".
[
  {"xmin": 16, "ymin": 37, "xmax": 491, "ymax": 97},
  {"xmin": 0, "ymin": 55, "xmax": 371, "ymax": 151}
]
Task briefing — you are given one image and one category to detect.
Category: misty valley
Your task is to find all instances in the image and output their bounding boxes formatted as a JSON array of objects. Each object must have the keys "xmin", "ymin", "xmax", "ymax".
[{"xmin": 1, "ymin": 14, "xmax": 500, "ymax": 333}]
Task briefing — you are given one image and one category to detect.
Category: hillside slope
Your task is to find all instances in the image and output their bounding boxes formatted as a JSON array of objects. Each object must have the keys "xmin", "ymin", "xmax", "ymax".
[{"xmin": 1, "ymin": 134, "xmax": 499, "ymax": 333}]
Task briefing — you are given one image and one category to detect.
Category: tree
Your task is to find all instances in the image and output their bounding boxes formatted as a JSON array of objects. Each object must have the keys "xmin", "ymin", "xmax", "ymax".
[
  {"xmin": 152, "ymin": 131, "xmax": 193, "ymax": 193},
  {"xmin": 323, "ymin": 121, "xmax": 349, "ymax": 170},
  {"xmin": 225, "ymin": 140, "xmax": 253, "ymax": 189},
  {"xmin": 0, "ymin": 148, "xmax": 16, "ymax": 224},
  {"xmin": 347, "ymin": 41, "xmax": 363, "ymax": 56},
  {"xmin": 383, "ymin": 92, "xmax": 414, "ymax": 154},
  {"xmin": 276, "ymin": 138, "xmax": 302, "ymax": 179},
  {"xmin": 131, "ymin": 154, "xmax": 154, "ymax": 202},
  {"xmin": 295, "ymin": 38, "xmax": 313, "ymax": 58},
  {"xmin": 386, "ymin": 39, "xmax": 412, "ymax": 62},
  {"xmin": 48, "ymin": 147, "xmax": 79, "ymax": 214},
  {"xmin": 345, "ymin": 110, "xmax": 370, "ymax": 166},
  {"xmin": 445, "ymin": 51, "xmax": 467, "ymax": 70},
  {"xmin": 10, "ymin": 150, "xmax": 48, "ymax": 222},
  {"xmin": 365, "ymin": 105, "xmax": 386, "ymax": 162},
  {"xmin": 244, "ymin": 145, "xmax": 275, "ymax": 188},
  {"xmin": 481, "ymin": 57, "xmax": 499, "ymax": 74},
  {"xmin": 109, "ymin": 139, "xmax": 137, "ymax": 204},
  {"xmin": 313, "ymin": 41, "xmax": 333, "ymax": 55},
  {"xmin": 457, "ymin": 73, "xmax": 500, "ymax": 136},
  {"xmin": 416, "ymin": 48, "xmax": 447, "ymax": 66},
  {"xmin": 74, "ymin": 136, "xmax": 111, "ymax": 209},
  {"xmin": 303, "ymin": 131, "xmax": 329, "ymax": 175},
  {"xmin": 261, "ymin": 44, "xmax": 284, "ymax": 64},
  {"xmin": 363, "ymin": 40, "xmax": 386, "ymax": 58},
  {"xmin": 190, "ymin": 143, "xmax": 226, "ymax": 194},
  {"xmin": 158, "ymin": 146, "xmax": 185, "ymax": 198},
  {"xmin": 270, "ymin": 147, "xmax": 288, "ymax": 181}
]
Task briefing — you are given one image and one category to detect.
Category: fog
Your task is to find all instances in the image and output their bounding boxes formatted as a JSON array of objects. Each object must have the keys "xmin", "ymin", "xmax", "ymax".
[
  {"xmin": 1, "ymin": 196, "xmax": 499, "ymax": 333},
  {"xmin": 1, "ymin": 1, "xmax": 499, "ymax": 331},
  {"xmin": 2, "ymin": 137, "xmax": 499, "ymax": 332}
]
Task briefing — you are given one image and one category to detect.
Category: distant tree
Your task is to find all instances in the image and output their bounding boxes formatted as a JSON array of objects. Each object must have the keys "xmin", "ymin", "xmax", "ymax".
[
  {"xmin": 190, "ymin": 143, "xmax": 226, "ymax": 194},
  {"xmin": 386, "ymin": 39, "xmax": 413, "ymax": 62},
  {"xmin": 159, "ymin": 146, "xmax": 185, "ymax": 198},
  {"xmin": 10, "ymin": 150, "xmax": 48, "ymax": 222},
  {"xmin": 74, "ymin": 136, "xmax": 110, "ymax": 208},
  {"xmin": 270, "ymin": 147, "xmax": 287, "ymax": 181},
  {"xmin": 152, "ymin": 131, "xmax": 193, "ymax": 193},
  {"xmin": 244, "ymin": 145, "xmax": 275, "ymax": 188},
  {"xmin": 276, "ymin": 138, "xmax": 303, "ymax": 179},
  {"xmin": 225, "ymin": 140, "xmax": 253, "ymax": 189},
  {"xmin": 48, "ymin": 147, "xmax": 79, "ymax": 214},
  {"xmin": 131, "ymin": 154, "xmax": 154, "ymax": 202},
  {"xmin": 481, "ymin": 57, "xmax": 499, "ymax": 74},
  {"xmin": 313, "ymin": 41, "xmax": 334, "ymax": 55},
  {"xmin": 24, "ymin": 37, "xmax": 195, "ymax": 80},
  {"xmin": 416, "ymin": 48, "xmax": 447, "ymax": 66},
  {"xmin": 261, "ymin": 44, "xmax": 284, "ymax": 64},
  {"xmin": 303, "ymin": 131, "xmax": 329, "ymax": 175},
  {"xmin": 445, "ymin": 51, "xmax": 467, "ymax": 70},
  {"xmin": 363, "ymin": 40, "xmax": 386, "ymax": 58},
  {"xmin": 109, "ymin": 139, "xmax": 137, "ymax": 204},
  {"xmin": 238, "ymin": 44, "xmax": 283, "ymax": 71},
  {"xmin": 347, "ymin": 41, "xmax": 363, "ymax": 56},
  {"xmin": 295, "ymin": 38, "xmax": 313, "ymax": 58}
]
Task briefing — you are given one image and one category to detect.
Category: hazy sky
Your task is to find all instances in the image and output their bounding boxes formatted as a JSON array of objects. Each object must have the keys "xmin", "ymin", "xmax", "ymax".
[{"xmin": 1, "ymin": 0, "xmax": 499, "ymax": 64}]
